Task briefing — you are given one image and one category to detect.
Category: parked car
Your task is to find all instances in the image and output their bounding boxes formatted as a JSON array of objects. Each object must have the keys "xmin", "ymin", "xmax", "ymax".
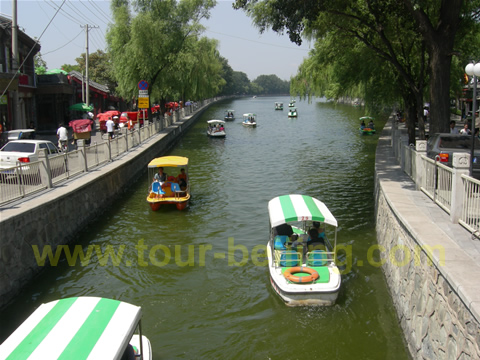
[
  {"xmin": 427, "ymin": 133, "xmax": 480, "ymax": 178},
  {"xmin": 0, "ymin": 129, "xmax": 36, "ymax": 148},
  {"xmin": 0, "ymin": 140, "xmax": 64, "ymax": 180}
]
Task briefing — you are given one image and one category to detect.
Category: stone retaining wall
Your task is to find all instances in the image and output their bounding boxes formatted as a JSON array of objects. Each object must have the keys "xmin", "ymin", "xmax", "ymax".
[
  {"xmin": 376, "ymin": 193, "xmax": 480, "ymax": 359},
  {"xmin": 0, "ymin": 106, "xmax": 209, "ymax": 310}
]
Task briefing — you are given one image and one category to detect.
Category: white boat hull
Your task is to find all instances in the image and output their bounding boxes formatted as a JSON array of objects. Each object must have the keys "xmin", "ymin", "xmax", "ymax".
[
  {"xmin": 267, "ymin": 241, "xmax": 341, "ymax": 306},
  {"xmin": 242, "ymin": 122, "xmax": 256, "ymax": 127},
  {"xmin": 207, "ymin": 130, "xmax": 226, "ymax": 137}
]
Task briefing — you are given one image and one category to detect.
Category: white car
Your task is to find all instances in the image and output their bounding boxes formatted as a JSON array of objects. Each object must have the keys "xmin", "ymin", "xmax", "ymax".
[{"xmin": 0, "ymin": 140, "xmax": 64, "ymax": 180}]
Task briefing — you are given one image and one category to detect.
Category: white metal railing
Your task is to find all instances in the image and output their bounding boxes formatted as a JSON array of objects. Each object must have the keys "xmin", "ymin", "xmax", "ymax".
[
  {"xmin": 435, "ymin": 162, "xmax": 453, "ymax": 213},
  {"xmin": 394, "ymin": 118, "xmax": 476, "ymax": 235},
  {"xmin": 0, "ymin": 98, "xmax": 219, "ymax": 206},
  {"xmin": 420, "ymin": 156, "xmax": 436, "ymax": 199},
  {"xmin": 459, "ymin": 175, "xmax": 480, "ymax": 233},
  {"xmin": 0, "ymin": 161, "xmax": 46, "ymax": 203}
]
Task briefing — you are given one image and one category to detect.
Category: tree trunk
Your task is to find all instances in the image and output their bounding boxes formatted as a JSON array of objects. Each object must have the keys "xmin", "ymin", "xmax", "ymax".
[
  {"xmin": 428, "ymin": 46, "xmax": 453, "ymax": 134},
  {"xmin": 403, "ymin": 90, "xmax": 418, "ymax": 145}
]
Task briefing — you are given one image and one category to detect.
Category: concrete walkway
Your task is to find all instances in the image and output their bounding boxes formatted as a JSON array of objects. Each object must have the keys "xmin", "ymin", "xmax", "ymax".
[{"xmin": 376, "ymin": 120, "xmax": 480, "ymax": 322}]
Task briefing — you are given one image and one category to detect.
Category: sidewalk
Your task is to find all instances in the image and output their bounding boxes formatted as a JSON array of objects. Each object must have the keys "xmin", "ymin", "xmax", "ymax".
[{"xmin": 376, "ymin": 120, "xmax": 480, "ymax": 321}]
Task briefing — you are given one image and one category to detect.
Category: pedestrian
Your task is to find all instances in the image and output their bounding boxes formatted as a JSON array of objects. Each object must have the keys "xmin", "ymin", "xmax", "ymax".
[
  {"xmin": 57, "ymin": 123, "xmax": 68, "ymax": 151},
  {"xmin": 106, "ymin": 117, "xmax": 115, "ymax": 139},
  {"xmin": 423, "ymin": 107, "xmax": 429, "ymax": 122},
  {"xmin": 460, "ymin": 123, "xmax": 471, "ymax": 135},
  {"xmin": 450, "ymin": 120, "xmax": 459, "ymax": 134}
]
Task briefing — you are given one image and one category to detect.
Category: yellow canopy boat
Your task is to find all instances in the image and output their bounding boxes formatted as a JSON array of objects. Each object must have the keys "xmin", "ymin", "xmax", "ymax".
[{"xmin": 146, "ymin": 156, "xmax": 190, "ymax": 211}]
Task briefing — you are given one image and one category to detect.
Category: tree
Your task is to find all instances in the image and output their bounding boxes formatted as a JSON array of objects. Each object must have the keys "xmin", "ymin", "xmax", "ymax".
[
  {"xmin": 231, "ymin": 71, "xmax": 251, "ymax": 94},
  {"xmin": 253, "ymin": 74, "xmax": 289, "ymax": 94},
  {"xmin": 34, "ymin": 53, "xmax": 47, "ymax": 74},
  {"xmin": 106, "ymin": 0, "xmax": 216, "ymax": 115},
  {"xmin": 73, "ymin": 50, "xmax": 116, "ymax": 90},
  {"xmin": 234, "ymin": 0, "xmax": 480, "ymax": 141}
]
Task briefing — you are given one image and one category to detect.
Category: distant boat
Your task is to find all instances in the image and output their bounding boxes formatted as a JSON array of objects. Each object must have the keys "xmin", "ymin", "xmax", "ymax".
[
  {"xmin": 288, "ymin": 108, "xmax": 298, "ymax": 117},
  {"xmin": 275, "ymin": 102, "xmax": 284, "ymax": 110}
]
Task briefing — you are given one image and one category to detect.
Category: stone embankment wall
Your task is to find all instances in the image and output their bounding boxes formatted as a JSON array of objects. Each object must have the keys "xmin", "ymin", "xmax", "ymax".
[
  {"xmin": 0, "ymin": 105, "xmax": 210, "ymax": 310},
  {"xmin": 375, "ymin": 121, "xmax": 480, "ymax": 359}
]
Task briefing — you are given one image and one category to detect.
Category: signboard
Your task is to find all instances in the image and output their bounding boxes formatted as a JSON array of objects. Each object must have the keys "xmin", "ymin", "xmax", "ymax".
[
  {"xmin": 139, "ymin": 90, "xmax": 148, "ymax": 96},
  {"xmin": 138, "ymin": 80, "xmax": 148, "ymax": 90},
  {"xmin": 138, "ymin": 96, "xmax": 149, "ymax": 109}
]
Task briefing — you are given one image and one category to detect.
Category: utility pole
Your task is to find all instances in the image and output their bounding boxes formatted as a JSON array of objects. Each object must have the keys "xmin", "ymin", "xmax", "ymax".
[
  {"xmin": 82, "ymin": 24, "xmax": 98, "ymax": 108},
  {"xmin": 12, "ymin": 0, "xmax": 21, "ymax": 128}
]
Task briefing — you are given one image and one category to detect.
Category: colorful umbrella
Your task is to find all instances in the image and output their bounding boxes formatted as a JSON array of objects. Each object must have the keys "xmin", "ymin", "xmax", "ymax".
[{"xmin": 69, "ymin": 103, "xmax": 93, "ymax": 112}]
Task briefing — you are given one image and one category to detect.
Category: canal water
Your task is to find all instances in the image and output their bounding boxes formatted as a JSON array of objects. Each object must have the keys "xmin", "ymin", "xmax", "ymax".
[{"xmin": 0, "ymin": 96, "xmax": 409, "ymax": 359}]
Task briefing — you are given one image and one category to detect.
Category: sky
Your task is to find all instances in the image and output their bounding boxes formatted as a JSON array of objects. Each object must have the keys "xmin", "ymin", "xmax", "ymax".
[{"xmin": 1, "ymin": 0, "xmax": 312, "ymax": 81}]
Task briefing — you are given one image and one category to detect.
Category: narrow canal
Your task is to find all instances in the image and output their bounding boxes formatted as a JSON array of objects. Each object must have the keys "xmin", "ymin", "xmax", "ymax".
[{"xmin": 0, "ymin": 96, "xmax": 409, "ymax": 359}]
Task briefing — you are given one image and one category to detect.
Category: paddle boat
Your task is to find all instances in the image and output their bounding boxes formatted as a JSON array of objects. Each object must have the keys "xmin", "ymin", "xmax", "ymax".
[
  {"xmin": 275, "ymin": 102, "xmax": 284, "ymax": 110},
  {"xmin": 224, "ymin": 110, "xmax": 235, "ymax": 121},
  {"xmin": 0, "ymin": 296, "xmax": 152, "ymax": 360},
  {"xmin": 267, "ymin": 194, "xmax": 341, "ymax": 306},
  {"xmin": 207, "ymin": 119, "xmax": 226, "ymax": 138},
  {"xmin": 288, "ymin": 108, "xmax": 298, "ymax": 117},
  {"xmin": 146, "ymin": 156, "xmax": 190, "ymax": 211},
  {"xmin": 359, "ymin": 116, "xmax": 376, "ymax": 135},
  {"xmin": 242, "ymin": 113, "xmax": 257, "ymax": 128},
  {"xmin": 288, "ymin": 99, "xmax": 296, "ymax": 107}
]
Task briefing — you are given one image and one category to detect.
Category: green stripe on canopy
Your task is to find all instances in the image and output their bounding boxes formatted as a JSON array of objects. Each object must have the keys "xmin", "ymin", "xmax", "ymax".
[
  {"xmin": 302, "ymin": 195, "xmax": 325, "ymax": 222},
  {"xmin": 58, "ymin": 298, "xmax": 120, "ymax": 359},
  {"xmin": 268, "ymin": 195, "xmax": 337, "ymax": 228},
  {"xmin": 6, "ymin": 297, "xmax": 77, "ymax": 360},
  {"xmin": 278, "ymin": 195, "xmax": 297, "ymax": 222}
]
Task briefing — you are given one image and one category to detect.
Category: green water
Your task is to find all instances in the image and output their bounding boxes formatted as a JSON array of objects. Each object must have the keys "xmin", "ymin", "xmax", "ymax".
[{"xmin": 0, "ymin": 97, "xmax": 409, "ymax": 359}]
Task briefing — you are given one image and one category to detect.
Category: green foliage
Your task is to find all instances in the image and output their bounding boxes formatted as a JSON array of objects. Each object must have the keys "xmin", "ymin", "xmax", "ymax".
[
  {"xmin": 34, "ymin": 53, "xmax": 47, "ymax": 74},
  {"xmin": 106, "ymin": 0, "xmax": 218, "ymax": 102},
  {"xmin": 73, "ymin": 50, "xmax": 116, "ymax": 90},
  {"xmin": 252, "ymin": 74, "xmax": 289, "ymax": 94}
]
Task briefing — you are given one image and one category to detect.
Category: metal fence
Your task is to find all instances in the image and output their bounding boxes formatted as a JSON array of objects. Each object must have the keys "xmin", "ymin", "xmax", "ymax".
[
  {"xmin": 396, "ymin": 123, "xmax": 480, "ymax": 235},
  {"xmin": 459, "ymin": 175, "xmax": 480, "ymax": 233},
  {"xmin": 0, "ymin": 98, "xmax": 221, "ymax": 206}
]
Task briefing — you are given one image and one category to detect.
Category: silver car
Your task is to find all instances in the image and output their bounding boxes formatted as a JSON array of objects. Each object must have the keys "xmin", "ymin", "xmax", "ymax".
[{"xmin": 427, "ymin": 133, "xmax": 480, "ymax": 178}]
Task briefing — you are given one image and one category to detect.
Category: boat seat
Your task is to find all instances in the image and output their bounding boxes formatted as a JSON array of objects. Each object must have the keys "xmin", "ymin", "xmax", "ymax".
[
  {"xmin": 274, "ymin": 235, "xmax": 289, "ymax": 250},
  {"xmin": 307, "ymin": 250, "xmax": 328, "ymax": 267},
  {"xmin": 151, "ymin": 182, "xmax": 165, "ymax": 196},
  {"xmin": 279, "ymin": 250, "xmax": 301, "ymax": 267}
]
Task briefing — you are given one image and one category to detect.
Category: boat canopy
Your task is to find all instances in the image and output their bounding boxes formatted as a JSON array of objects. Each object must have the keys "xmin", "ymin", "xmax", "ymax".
[
  {"xmin": 243, "ymin": 113, "xmax": 256, "ymax": 117},
  {"xmin": 148, "ymin": 156, "xmax": 189, "ymax": 168},
  {"xmin": 268, "ymin": 194, "xmax": 338, "ymax": 228},
  {"xmin": 275, "ymin": 102, "xmax": 283, "ymax": 105},
  {"xmin": 0, "ymin": 297, "xmax": 142, "ymax": 360},
  {"xmin": 207, "ymin": 119, "xmax": 225, "ymax": 125},
  {"xmin": 225, "ymin": 109, "xmax": 235, "ymax": 113},
  {"xmin": 360, "ymin": 116, "xmax": 375, "ymax": 120}
]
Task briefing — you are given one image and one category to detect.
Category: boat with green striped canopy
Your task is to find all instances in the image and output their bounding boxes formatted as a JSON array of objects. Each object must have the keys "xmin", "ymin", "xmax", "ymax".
[
  {"xmin": 0, "ymin": 296, "xmax": 152, "ymax": 360},
  {"xmin": 267, "ymin": 195, "xmax": 341, "ymax": 306}
]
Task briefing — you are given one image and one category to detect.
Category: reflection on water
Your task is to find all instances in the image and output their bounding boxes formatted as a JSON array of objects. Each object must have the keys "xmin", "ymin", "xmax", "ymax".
[{"xmin": 0, "ymin": 96, "xmax": 409, "ymax": 359}]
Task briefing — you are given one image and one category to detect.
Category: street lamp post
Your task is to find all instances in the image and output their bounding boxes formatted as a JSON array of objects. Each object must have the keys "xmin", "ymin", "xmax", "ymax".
[{"xmin": 465, "ymin": 62, "xmax": 480, "ymax": 177}]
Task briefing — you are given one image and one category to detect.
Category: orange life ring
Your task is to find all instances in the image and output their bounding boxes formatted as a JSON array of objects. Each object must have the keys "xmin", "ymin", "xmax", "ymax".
[{"xmin": 283, "ymin": 266, "xmax": 319, "ymax": 283}]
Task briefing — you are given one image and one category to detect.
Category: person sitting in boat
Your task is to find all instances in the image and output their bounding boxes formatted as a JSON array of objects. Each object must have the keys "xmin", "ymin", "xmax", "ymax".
[
  {"xmin": 154, "ymin": 167, "xmax": 167, "ymax": 183},
  {"xmin": 310, "ymin": 221, "xmax": 325, "ymax": 239},
  {"xmin": 367, "ymin": 120, "xmax": 375, "ymax": 128},
  {"xmin": 176, "ymin": 168, "xmax": 187, "ymax": 189},
  {"xmin": 273, "ymin": 223, "xmax": 294, "ymax": 238},
  {"xmin": 307, "ymin": 228, "xmax": 326, "ymax": 251},
  {"xmin": 219, "ymin": 124, "xmax": 225, "ymax": 132},
  {"xmin": 360, "ymin": 120, "xmax": 366, "ymax": 129}
]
